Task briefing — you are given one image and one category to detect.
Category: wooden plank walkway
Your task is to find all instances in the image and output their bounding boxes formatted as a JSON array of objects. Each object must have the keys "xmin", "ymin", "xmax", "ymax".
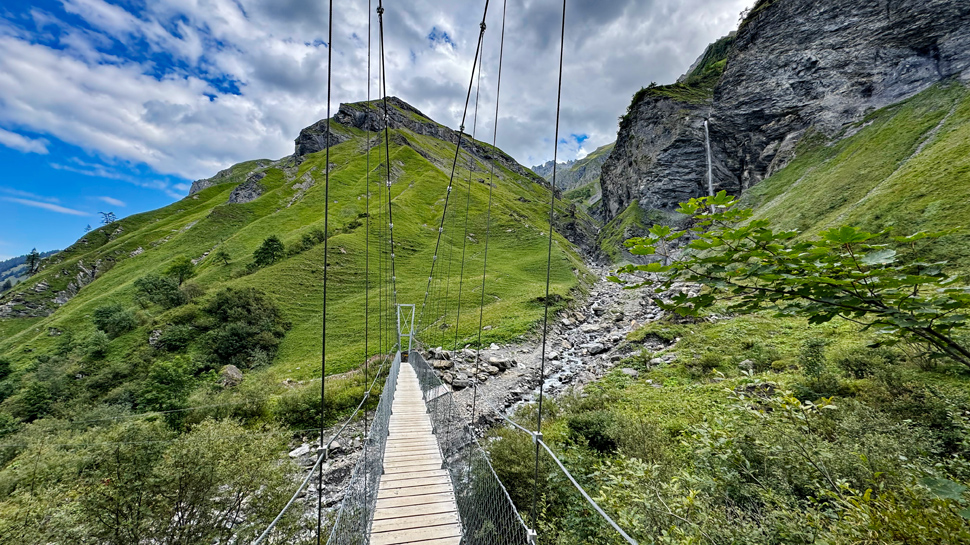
[{"xmin": 370, "ymin": 362, "xmax": 462, "ymax": 545}]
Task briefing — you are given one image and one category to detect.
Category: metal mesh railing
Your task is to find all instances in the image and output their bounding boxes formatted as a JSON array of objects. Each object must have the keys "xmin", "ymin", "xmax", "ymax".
[
  {"xmin": 325, "ymin": 351, "xmax": 402, "ymax": 545},
  {"xmin": 410, "ymin": 350, "xmax": 532, "ymax": 545}
]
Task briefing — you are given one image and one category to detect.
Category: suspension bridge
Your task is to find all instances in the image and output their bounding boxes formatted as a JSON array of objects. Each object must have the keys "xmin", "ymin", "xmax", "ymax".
[{"xmin": 253, "ymin": 0, "xmax": 641, "ymax": 543}]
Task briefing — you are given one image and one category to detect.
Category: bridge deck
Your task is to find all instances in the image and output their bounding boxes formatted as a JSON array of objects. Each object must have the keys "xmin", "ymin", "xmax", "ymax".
[{"xmin": 370, "ymin": 362, "xmax": 461, "ymax": 545}]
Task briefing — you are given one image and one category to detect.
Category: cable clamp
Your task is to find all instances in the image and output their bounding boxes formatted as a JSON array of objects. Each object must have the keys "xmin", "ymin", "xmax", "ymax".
[
  {"xmin": 532, "ymin": 431, "xmax": 543, "ymax": 445},
  {"xmin": 527, "ymin": 528, "xmax": 538, "ymax": 544},
  {"xmin": 376, "ymin": 6, "xmax": 384, "ymax": 14},
  {"xmin": 480, "ymin": 22, "xmax": 487, "ymax": 31},
  {"xmin": 362, "ymin": 391, "xmax": 370, "ymax": 401}
]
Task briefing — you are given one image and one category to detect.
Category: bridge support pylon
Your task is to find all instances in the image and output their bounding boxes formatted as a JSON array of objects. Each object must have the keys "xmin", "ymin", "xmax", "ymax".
[{"xmin": 396, "ymin": 304, "xmax": 415, "ymax": 361}]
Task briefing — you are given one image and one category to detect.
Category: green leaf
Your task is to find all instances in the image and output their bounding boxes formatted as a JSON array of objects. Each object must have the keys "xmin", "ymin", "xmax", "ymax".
[
  {"xmin": 960, "ymin": 508, "xmax": 970, "ymax": 520},
  {"xmin": 919, "ymin": 477, "xmax": 968, "ymax": 502},
  {"xmin": 859, "ymin": 248, "xmax": 897, "ymax": 266},
  {"xmin": 821, "ymin": 226, "xmax": 875, "ymax": 245}
]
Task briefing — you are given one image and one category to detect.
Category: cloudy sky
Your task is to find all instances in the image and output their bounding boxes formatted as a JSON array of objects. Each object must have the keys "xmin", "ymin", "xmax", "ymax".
[{"xmin": 0, "ymin": 0, "xmax": 750, "ymax": 258}]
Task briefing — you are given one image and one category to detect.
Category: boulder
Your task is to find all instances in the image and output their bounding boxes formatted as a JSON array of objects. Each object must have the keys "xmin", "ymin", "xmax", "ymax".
[
  {"xmin": 620, "ymin": 368, "xmax": 640, "ymax": 379},
  {"xmin": 288, "ymin": 443, "xmax": 312, "ymax": 458},
  {"xmin": 219, "ymin": 365, "xmax": 244, "ymax": 388},
  {"xmin": 432, "ymin": 359, "xmax": 453, "ymax": 370},
  {"xmin": 583, "ymin": 342, "xmax": 607, "ymax": 355}
]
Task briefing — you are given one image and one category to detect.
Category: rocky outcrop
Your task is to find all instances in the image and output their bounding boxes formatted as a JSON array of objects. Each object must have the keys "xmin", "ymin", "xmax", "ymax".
[
  {"xmin": 331, "ymin": 97, "xmax": 546, "ymax": 184},
  {"xmin": 189, "ymin": 166, "xmax": 235, "ymax": 195},
  {"xmin": 228, "ymin": 172, "xmax": 266, "ymax": 204},
  {"xmin": 601, "ymin": 96, "xmax": 715, "ymax": 219},
  {"xmin": 601, "ymin": 0, "xmax": 970, "ymax": 220}
]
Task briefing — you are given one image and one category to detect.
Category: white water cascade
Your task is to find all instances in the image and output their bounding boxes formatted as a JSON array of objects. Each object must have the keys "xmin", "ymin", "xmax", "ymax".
[{"xmin": 703, "ymin": 119, "xmax": 714, "ymax": 197}]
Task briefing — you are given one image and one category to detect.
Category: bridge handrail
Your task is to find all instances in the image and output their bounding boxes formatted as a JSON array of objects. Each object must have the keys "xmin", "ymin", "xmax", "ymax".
[
  {"xmin": 326, "ymin": 350, "xmax": 402, "ymax": 544},
  {"xmin": 410, "ymin": 350, "xmax": 533, "ymax": 545}
]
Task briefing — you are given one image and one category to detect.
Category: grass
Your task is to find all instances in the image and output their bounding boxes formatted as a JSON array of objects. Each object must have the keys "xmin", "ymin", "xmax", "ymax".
[
  {"xmin": 0, "ymin": 112, "xmax": 587, "ymax": 408},
  {"xmin": 743, "ymin": 80, "xmax": 970, "ymax": 272}
]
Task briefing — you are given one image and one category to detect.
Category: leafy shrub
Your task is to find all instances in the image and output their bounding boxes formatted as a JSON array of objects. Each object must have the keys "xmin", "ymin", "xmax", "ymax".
[
  {"xmin": 0, "ymin": 358, "xmax": 10, "ymax": 381},
  {"xmin": 687, "ymin": 350, "xmax": 723, "ymax": 376},
  {"xmin": 567, "ymin": 410, "xmax": 617, "ymax": 453},
  {"xmin": 155, "ymin": 325, "xmax": 196, "ymax": 352},
  {"xmin": 92, "ymin": 303, "xmax": 136, "ymax": 338},
  {"xmin": 86, "ymin": 330, "xmax": 110, "ymax": 359},
  {"xmin": 800, "ymin": 338, "xmax": 828, "ymax": 381},
  {"xmin": 747, "ymin": 342, "xmax": 782, "ymax": 372},
  {"xmin": 833, "ymin": 346, "xmax": 890, "ymax": 379},
  {"xmin": 134, "ymin": 273, "xmax": 186, "ymax": 309},
  {"xmin": 202, "ymin": 287, "xmax": 290, "ymax": 368},
  {"xmin": 179, "ymin": 282, "xmax": 205, "ymax": 302},
  {"xmin": 11, "ymin": 381, "xmax": 52, "ymax": 422}
]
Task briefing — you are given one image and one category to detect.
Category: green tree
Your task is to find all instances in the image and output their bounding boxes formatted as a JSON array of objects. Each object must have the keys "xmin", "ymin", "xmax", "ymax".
[
  {"xmin": 615, "ymin": 192, "xmax": 970, "ymax": 368},
  {"xmin": 164, "ymin": 256, "xmax": 195, "ymax": 286},
  {"xmin": 1, "ymin": 279, "xmax": 11, "ymax": 292},
  {"xmin": 25, "ymin": 248, "xmax": 40, "ymax": 275},
  {"xmin": 214, "ymin": 249, "xmax": 231, "ymax": 266},
  {"xmin": 99, "ymin": 211, "xmax": 117, "ymax": 225},
  {"xmin": 252, "ymin": 235, "xmax": 285, "ymax": 267},
  {"xmin": 0, "ymin": 357, "xmax": 10, "ymax": 381}
]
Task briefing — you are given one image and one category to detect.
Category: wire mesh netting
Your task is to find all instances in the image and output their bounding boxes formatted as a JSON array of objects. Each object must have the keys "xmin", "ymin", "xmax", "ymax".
[
  {"xmin": 325, "ymin": 351, "xmax": 402, "ymax": 545},
  {"xmin": 410, "ymin": 350, "xmax": 532, "ymax": 545}
]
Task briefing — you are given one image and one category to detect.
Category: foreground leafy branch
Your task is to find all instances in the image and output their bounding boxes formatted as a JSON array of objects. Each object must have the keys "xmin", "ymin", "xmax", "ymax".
[{"xmin": 611, "ymin": 192, "xmax": 970, "ymax": 368}]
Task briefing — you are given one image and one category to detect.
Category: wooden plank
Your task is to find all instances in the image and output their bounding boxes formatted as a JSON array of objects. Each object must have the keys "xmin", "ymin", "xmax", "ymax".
[
  {"xmin": 383, "ymin": 461, "xmax": 443, "ymax": 474},
  {"xmin": 374, "ymin": 492, "xmax": 456, "ymax": 510},
  {"xmin": 371, "ymin": 500, "xmax": 457, "ymax": 521},
  {"xmin": 379, "ymin": 475, "xmax": 452, "ymax": 490},
  {"xmin": 380, "ymin": 469, "xmax": 450, "ymax": 483},
  {"xmin": 370, "ymin": 512, "xmax": 461, "ymax": 534},
  {"xmin": 369, "ymin": 523, "xmax": 462, "ymax": 545}
]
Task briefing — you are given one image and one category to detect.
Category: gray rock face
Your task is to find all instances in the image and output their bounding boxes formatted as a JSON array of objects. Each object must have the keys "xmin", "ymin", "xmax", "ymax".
[
  {"xmin": 600, "ymin": 0, "xmax": 970, "ymax": 221},
  {"xmin": 228, "ymin": 172, "xmax": 266, "ymax": 204},
  {"xmin": 189, "ymin": 166, "xmax": 234, "ymax": 195},
  {"xmin": 600, "ymin": 96, "xmax": 714, "ymax": 219},
  {"xmin": 714, "ymin": 0, "xmax": 970, "ymax": 192},
  {"xmin": 331, "ymin": 97, "xmax": 545, "ymax": 184}
]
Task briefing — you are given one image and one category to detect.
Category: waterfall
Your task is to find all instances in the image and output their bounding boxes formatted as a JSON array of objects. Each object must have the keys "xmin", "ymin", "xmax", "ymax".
[{"xmin": 703, "ymin": 119, "xmax": 714, "ymax": 197}]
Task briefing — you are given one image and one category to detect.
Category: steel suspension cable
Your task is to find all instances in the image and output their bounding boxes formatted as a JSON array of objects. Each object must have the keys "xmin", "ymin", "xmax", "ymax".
[
  {"xmin": 362, "ymin": 0, "xmax": 373, "ymax": 530},
  {"xmin": 377, "ymin": 1, "xmax": 398, "ymax": 318},
  {"xmin": 415, "ymin": 0, "xmax": 490, "ymax": 340},
  {"xmin": 451, "ymin": 37, "xmax": 486, "ymax": 353},
  {"xmin": 472, "ymin": 0, "xmax": 508, "ymax": 429},
  {"xmin": 531, "ymin": 0, "xmax": 566, "ymax": 532},
  {"xmin": 317, "ymin": 0, "xmax": 334, "ymax": 541}
]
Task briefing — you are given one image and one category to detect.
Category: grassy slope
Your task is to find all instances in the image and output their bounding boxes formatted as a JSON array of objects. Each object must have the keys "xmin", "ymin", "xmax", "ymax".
[
  {"xmin": 744, "ymin": 81, "xmax": 970, "ymax": 271},
  {"xmin": 0, "ymin": 122, "xmax": 587, "ymax": 388}
]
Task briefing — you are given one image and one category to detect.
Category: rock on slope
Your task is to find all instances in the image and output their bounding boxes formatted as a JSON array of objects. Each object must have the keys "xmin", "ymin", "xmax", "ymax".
[{"xmin": 600, "ymin": 0, "xmax": 970, "ymax": 221}]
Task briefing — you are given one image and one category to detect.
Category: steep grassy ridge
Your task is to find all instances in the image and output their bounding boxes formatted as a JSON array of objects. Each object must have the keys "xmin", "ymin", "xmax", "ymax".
[
  {"xmin": 744, "ymin": 81, "xmax": 970, "ymax": 271},
  {"xmin": 0, "ymin": 107, "xmax": 587, "ymax": 398}
]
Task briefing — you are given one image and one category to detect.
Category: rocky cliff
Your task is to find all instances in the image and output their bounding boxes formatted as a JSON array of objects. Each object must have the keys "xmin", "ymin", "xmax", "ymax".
[{"xmin": 601, "ymin": 0, "xmax": 970, "ymax": 220}]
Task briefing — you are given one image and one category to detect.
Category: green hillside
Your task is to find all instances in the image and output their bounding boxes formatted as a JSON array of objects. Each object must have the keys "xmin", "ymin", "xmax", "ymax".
[
  {"xmin": 744, "ymin": 80, "xmax": 970, "ymax": 271},
  {"xmin": 0, "ymin": 98, "xmax": 588, "ymax": 426}
]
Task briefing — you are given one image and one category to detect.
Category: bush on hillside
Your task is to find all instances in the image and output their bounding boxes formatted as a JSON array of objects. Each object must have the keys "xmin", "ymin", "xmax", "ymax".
[
  {"xmin": 134, "ymin": 273, "xmax": 187, "ymax": 309},
  {"xmin": 86, "ymin": 330, "xmax": 110, "ymax": 359},
  {"xmin": 202, "ymin": 287, "xmax": 290, "ymax": 368},
  {"xmin": 92, "ymin": 303, "xmax": 136, "ymax": 338}
]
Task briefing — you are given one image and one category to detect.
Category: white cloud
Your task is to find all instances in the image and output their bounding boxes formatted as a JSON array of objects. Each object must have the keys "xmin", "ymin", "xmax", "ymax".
[
  {"xmin": 0, "ymin": 128, "xmax": 49, "ymax": 154},
  {"xmin": 0, "ymin": 0, "xmax": 753, "ymax": 185},
  {"xmin": 0, "ymin": 187, "xmax": 60, "ymax": 203},
  {"xmin": 1, "ymin": 197, "xmax": 90, "ymax": 216},
  {"xmin": 97, "ymin": 196, "xmax": 126, "ymax": 207}
]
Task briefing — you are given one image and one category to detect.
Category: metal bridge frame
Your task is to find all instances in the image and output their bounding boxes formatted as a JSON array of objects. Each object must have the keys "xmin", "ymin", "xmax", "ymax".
[{"xmin": 397, "ymin": 304, "xmax": 415, "ymax": 357}]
